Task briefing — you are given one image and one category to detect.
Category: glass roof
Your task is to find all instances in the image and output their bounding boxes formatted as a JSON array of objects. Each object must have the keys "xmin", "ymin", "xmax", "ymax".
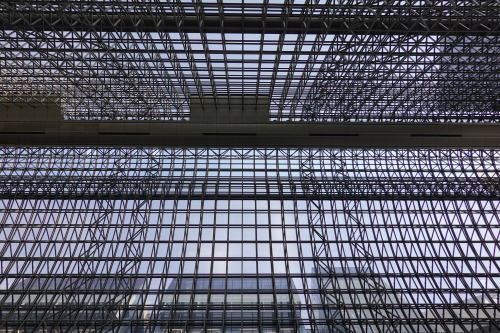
[{"xmin": 1, "ymin": 2, "xmax": 499, "ymax": 121}]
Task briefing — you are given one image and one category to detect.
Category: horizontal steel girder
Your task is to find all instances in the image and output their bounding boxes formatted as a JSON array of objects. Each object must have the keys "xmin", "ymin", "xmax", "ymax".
[
  {"xmin": 0, "ymin": 177, "xmax": 498, "ymax": 200},
  {"xmin": 2, "ymin": 12, "xmax": 499, "ymax": 36},
  {"xmin": 1, "ymin": 146, "xmax": 498, "ymax": 199},
  {"xmin": 1, "ymin": 120, "xmax": 500, "ymax": 148}
]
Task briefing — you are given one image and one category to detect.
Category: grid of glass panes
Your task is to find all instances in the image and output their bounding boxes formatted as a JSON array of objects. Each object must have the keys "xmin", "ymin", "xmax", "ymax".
[{"xmin": 0, "ymin": 147, "xmax": 499, "ymax": 332}]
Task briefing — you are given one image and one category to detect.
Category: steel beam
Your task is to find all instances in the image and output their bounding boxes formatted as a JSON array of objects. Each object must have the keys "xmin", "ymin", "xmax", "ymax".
[
  {"xmin": 1, "ymin": 100, "xmax": 500, "ymax": 148},
  {"xmin": 0, "ymin": 119, "xmax": 499, "ymax": 148}
]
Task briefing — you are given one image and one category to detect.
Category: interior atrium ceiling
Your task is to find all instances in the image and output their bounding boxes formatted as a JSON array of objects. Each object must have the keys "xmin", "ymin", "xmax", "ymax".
[
  {"xmin": 1, "ymin": 1, "xmax": 500, "ymax": 333},
  {"xmin": 1, "ymin": 1, "xmax": 499, "ymax": 121}
]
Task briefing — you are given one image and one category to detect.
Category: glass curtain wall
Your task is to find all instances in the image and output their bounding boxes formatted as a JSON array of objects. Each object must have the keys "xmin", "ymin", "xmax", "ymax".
[{"xmin": 1, "ymin": 148, "xmax": 499, "ymax": 332}]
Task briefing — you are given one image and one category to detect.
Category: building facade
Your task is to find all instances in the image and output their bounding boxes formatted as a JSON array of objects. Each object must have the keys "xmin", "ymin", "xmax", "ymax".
[
  {"xmin": 151, "ymin": 277, "xmax": 302, "ymax": 332},
  {"xmin": 0, "ymin": 277, "xmax": 145, "ymax": 333}
]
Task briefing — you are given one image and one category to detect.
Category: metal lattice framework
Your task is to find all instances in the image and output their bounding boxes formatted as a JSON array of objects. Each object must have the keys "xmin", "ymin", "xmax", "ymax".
[
  {"xmin": 300, "ymin": 152, "xmax": 410, "ymax": 333},
  {"xmin": 303, "ymin": 34, "xmax": 500, "ymax": 122},
  {"xmin": 1, "ymin": 1, "xmax": 500, "ymax": 333},
  {"xmin": 0, "ymin": 148, "xmax": 499, "ymax": 200},
  {"xmin": 0, "ymin": 148, "xmax": 500, "ymax": 332},
  {"xmin": 1, "ymin": 2, "xmax": 500, "ymax": 121}
]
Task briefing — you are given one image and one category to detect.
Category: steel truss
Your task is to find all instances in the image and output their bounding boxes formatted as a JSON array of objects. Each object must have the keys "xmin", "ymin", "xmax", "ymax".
[
  {"xmin": 304, "ymin": 34, "xmax": 500, "ymax": 122},
  {"xmin": 301, "ymin": 151, "xmax": 419, "ymax": 333},
  {"xmin": 45, "ymin": 151, "xmax": 162, "ymax": 333},
  {"xmin": 300, "ymin": 110, "xmax": 424, "ymax": 332},
  {"xmin": 0, "ymin": 148, "xmax": 498, "ymax": 200}
]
